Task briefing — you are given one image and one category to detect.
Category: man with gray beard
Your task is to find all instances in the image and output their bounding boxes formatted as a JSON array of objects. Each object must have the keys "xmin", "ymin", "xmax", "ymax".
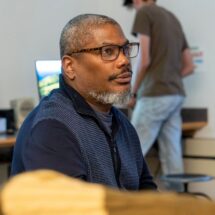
[{"xmin": 11, "ymin": 14, "xmax": 157, "ymax": 191}]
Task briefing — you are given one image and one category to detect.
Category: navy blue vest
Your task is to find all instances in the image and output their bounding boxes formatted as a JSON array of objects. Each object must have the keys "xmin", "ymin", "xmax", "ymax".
[
  {"xmin": 12, "ymin": 76, "xmax": 154, "ymax": 190},
  {"xmin": 32, "ymin": 90, "xmax": 144, "ymax": 190}
]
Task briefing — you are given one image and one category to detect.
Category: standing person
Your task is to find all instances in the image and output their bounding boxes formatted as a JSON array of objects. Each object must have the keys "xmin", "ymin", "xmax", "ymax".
[
  {"xmin": 123, "ymin": 0, "xmax": 194, "ymax": 191},
  {"xmin": 11, "ymin": 14, "xmax": 157, "ymax": 191}
]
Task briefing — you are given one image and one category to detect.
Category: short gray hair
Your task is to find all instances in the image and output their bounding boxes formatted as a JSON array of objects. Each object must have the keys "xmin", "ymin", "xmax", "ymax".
[{"xmin": 59, "ymin": 14, "xmax": 120, "ymax": 59}]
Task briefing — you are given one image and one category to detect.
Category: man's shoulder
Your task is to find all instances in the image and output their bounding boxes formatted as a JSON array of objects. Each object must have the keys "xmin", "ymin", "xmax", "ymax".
[
  {"xmin": 32, "ymin": 92, "xmax": 76, "ymax": 126},
  {"xmin": 40, "ymin": 90, "xmax": 74, "ymax": 112},
  {"xmin": 139, "ymin": 4, "xmax": 161, "ymax": 13},
  {"xmin": 155, "ymin": 5, "xmax": 180, "ymax": 22},
  {"xmin": 136, "ymin": 4, "xmax": 164, "ymax": 22},
  {"xmin": 140, "ymin": 4, "xmax": 172, "ymax": 16},
  {"xmin": 139, "ymin": 4, "xmax": 181, "ymax": 27}
]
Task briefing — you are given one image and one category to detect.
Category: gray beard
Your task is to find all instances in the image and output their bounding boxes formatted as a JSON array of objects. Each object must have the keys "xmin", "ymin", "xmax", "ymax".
[{"xmin": 88, "ymin": 90, "xmax": 130, "ymax": 106}]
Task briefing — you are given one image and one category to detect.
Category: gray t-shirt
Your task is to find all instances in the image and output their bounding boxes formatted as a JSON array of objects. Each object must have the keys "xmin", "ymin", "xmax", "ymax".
[
  {"xmin": 132, "ymin": 4, "xmax": 188, "ymax": 97},
  {"xmin": 95, "ymin": 110, "xmax": 113, "ymax": 135}
]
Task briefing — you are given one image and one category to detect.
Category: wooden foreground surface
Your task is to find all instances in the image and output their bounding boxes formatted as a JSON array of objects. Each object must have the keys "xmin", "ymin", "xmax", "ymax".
[{"xmin": 1, "ymin": 170, "xmax": 215, "ymax": 215}]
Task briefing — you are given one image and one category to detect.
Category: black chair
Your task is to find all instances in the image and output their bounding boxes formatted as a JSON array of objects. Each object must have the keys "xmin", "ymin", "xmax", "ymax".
[{"xmin": 160, "ymin": 173, "xmax": 214, "ymax": 200}]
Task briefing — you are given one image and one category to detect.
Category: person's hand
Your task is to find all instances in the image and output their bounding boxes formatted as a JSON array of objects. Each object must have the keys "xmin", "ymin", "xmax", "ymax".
[{"xmin": 127, "ymin": 97, "xmax": 136, "ymax": 109}]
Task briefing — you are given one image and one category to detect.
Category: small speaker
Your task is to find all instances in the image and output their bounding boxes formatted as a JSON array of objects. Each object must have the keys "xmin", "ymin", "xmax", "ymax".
[{"xmin": 10, "ymin": 98, "xmax": 35, "ymax": 129}]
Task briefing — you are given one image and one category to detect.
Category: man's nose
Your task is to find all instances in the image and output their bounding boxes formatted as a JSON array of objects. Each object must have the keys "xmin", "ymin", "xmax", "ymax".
[{"xmin": 117, "ymin": 48, "xmax": 130, "ymax": 65}]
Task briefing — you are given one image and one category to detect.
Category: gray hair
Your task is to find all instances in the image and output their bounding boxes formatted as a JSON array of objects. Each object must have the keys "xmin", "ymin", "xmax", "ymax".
[{"xmin": 59, "ymin": 14, "xmax": 120, "ymax": 59}]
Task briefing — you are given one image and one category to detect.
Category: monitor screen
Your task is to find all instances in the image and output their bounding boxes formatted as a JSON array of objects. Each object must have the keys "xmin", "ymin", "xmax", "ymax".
[{"xmin": 35, "ymin": 60, "xmax": 61, "ymax": 98}]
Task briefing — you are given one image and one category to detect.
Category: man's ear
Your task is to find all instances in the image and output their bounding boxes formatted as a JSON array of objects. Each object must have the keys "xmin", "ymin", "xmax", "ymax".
[{"xmin": 61, "ymin": 56, "xmax": 76, "ymax": 80}]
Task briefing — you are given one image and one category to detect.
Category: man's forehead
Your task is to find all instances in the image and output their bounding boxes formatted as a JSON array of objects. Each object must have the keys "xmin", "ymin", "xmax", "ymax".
[
  {"xmin": 91, "ymin": 26, "xmax": 127, "ymax": 45},
  {"xmin": 92, "ymin": 24, "xmax": 125, "ymax": 37}
]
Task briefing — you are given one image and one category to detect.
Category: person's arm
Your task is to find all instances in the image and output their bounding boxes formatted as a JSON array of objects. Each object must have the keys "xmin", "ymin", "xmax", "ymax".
[
  {"xmin": 23, "ymin": 119, "xmax": 87, "ymax": 180},
  {"xmin": 181, "ymin": 48, "xmax": 195, "ymax": 77},
  {"xmin": 128, "ymin": 34, "xmax": 150, "ymax": 108}
]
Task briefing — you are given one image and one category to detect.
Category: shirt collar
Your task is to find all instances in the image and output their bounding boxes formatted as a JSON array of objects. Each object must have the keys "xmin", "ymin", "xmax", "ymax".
[{"xmin": 59, "ymin": 74, "xmax": 95, "ymax": 117}]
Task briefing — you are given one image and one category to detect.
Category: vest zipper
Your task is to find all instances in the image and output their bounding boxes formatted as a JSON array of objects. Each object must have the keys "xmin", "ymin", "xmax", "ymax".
[{"xmin": 110, "ymin": 137, "xmax": 121, "ymax": 188}]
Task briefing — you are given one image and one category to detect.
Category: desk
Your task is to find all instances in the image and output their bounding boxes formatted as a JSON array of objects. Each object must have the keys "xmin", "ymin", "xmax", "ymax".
[
  {"xmin": 0, "ymin": 135, "xmax": 16, "ymax": 148},
  {"xmin": 182, "ymin": 122, "xmax": 207, "ymax": 137}
]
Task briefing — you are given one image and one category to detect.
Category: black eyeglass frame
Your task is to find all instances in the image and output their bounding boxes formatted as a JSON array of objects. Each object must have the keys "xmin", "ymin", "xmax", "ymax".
[{"xmin": 66, "ymin": 42, "xmax": 140, "ymax": 61}]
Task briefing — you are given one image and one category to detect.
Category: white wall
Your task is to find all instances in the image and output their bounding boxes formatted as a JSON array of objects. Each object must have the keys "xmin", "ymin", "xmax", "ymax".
[
  {"xmin": 0, "ymin": 0, "xmax": 214, "ymax": 138},
  {"xmin": 0, "ymin": 0, "xmax": 136, "ymax": 108},
  {"xmin": 159, "ymin": 0, "xmax": 215, "ymax": 138}
]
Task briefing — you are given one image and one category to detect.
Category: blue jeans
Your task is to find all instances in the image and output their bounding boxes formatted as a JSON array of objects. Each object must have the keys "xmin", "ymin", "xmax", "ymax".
[{"xmin": 131, "ymin": 95, "xmax": 184, "ymax": 191}]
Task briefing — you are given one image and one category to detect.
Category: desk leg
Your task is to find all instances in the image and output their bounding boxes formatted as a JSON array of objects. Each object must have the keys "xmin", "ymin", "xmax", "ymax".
[{"xmin": 184, "ymin": 183, "xmax": 188, "ymax": 193}]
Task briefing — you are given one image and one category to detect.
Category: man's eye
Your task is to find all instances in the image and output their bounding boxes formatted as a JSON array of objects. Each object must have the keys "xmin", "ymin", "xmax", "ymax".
[{"xmin": 102, "ymin": 47, "xmax": 115, "ymax": 56}]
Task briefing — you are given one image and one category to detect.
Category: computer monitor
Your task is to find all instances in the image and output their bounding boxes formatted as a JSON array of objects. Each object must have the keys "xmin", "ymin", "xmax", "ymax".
[{"xmin": 35, "ymin": 60, "xmax": 61, "ymax": 99}]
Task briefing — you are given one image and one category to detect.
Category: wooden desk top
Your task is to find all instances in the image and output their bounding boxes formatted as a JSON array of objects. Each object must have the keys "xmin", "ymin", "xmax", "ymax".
[
  {"xmin": 182, "ymin": 122, "xmax": 207, "ymax": 137},
  {"xmin": 182, "ymin": 122, "xmax": 207, "ymax": 131},
  {"xmin": 0, "ymin": 135, "xmax": 16, "ymax": 148}
]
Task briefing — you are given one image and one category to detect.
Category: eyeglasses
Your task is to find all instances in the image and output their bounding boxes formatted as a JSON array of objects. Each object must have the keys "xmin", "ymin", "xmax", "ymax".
[{"xmin": 67, "ymin": 42, "xmax": 139, "ymax": 61}]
